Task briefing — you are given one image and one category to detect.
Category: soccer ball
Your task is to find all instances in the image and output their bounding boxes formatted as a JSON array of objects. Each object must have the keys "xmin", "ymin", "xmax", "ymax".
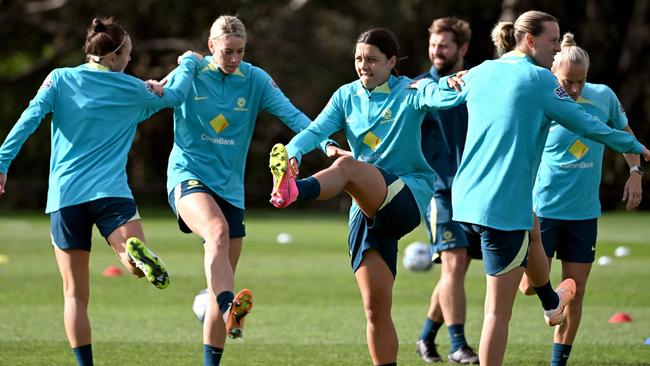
[
  {"xmin": 402, "ymin": 241, "xmax": 433, "ymax": 271},
  {"xmin": 192, "ymin": 288, "xmax": 209, "ymax": 323}
]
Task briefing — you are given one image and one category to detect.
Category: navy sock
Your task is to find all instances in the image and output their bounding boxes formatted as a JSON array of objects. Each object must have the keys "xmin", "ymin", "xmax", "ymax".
[
  {"xmin": 203, "ymin": 344, "xmax": 224, "ymax": 366},
  {"xmin": 419, "ymin": 318, "xmax": 443, "ymax": 342},
  {"xmin": 72, "ymin": 344, "xmax": 93, "ymax": 366},
  {"xmin": 550, "ymin": 343, "xmax": 572, "ymax": 366},
  {"xmin": 216, "ymin": 291, "xmax": 234, "ymax": 314},
  {"xmin": 296, "ymin": 176, "xmax": 320, "ymax": 201},
  {"xmin": 448, "ymin": 323, "xmax": 468, "ymax": 353},
  {"xmin": 376, "ymin": 363, "xmax": 397, "ymax": 366},
  {"xmin": 535, "ymin": 281, "xmax": 560, "ymax": 310}
]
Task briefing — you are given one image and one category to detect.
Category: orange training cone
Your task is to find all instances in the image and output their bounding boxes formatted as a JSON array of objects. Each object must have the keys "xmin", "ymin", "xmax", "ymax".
[
  {"xmin": 102, "ymin": 265, "xmax": 123, "ymax": 277},
  {"xmin": 608, "ymin": 312, "xmax": 633, "ymax": 323}
]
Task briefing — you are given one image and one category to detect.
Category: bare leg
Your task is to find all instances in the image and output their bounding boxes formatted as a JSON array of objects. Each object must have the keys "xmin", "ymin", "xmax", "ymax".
[
  {"xmin": 426, "ymin": 283, "xmax": 444, "ymax": 322},
  {"xmin": 204, "ymin": 237, "xmax": 243, "ymax": 348},
  {"xmin": 354, "ymin": 250, "xmax": 397, "ymax": 365},
  {"xmin": 480, "ymin": 267, "xmax": 525, "ymax": 366},
  {"xmin": 176, "ymin": 192, "xmax": 236, "ymax": 348},
  {"xmin": 106, "ymin": 219, "xmax": 146, "ymax": 276},
  {"xmin": 438, "ymin": 248, "xmax": 471, "ymax": 325},
  {"xmin": 53, "ymin": 247, "xmax": 91, "ymax": 348},
  {"xmin": 523, "ymin": 214, "xmax": 551, "ymax": 288},
  {"xmin": 555, "ymin": 261, "xmax": 591, "ymax": 344},
  {"xmin": 313, "ymin": 156, "xmax": 387, "ymax": 216},
  {"xmin": 313, "ymin": 156, "xmax": 400, "ymax": 363}
]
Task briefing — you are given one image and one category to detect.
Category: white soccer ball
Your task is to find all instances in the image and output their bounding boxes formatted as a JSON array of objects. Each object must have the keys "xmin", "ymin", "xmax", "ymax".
[
  {"xmin": 614, "ymin": 246, "xmax": 631, "ymax": 257},
  {"xmin": 192, "ymin": 288, "xmax": 209, "ymax": 323},
  {"xmin": 276, "ymin": 232, "xmax": 293, "ymax": 244},
  {"xmin": 403, "ymin": 241, "xmax": 433, "ymax": 271},
  {"xmin": 597, "ymin": 255, "xmax": 613, "ymax": 266}
]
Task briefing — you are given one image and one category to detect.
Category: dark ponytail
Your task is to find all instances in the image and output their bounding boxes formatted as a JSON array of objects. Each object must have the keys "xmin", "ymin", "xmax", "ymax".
[{"xmin": 84, "ymin": 17, "xmax": 127, "ymax": 61}]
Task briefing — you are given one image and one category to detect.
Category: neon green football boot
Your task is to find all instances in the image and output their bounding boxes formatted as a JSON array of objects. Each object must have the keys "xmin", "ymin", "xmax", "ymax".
[{"xmin": 126, "ymin": 237, "xmax": 170, "ymax": 289}]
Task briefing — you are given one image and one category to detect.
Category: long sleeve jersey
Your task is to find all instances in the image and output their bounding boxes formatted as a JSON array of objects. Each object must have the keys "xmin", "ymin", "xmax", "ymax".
[
  {"xmin": 166, "ymin": 58, "xmax": 315, "ymax": 209},
  {"xmin": 449, "ymin": 51, "xmax": 643, "ymax": 230},
  {"xmin": 286, "ymin": 74, "xmax": 462, "ymax": 220},
  {"xmin": 0, "ymin": 56, "xmax": 199, "ymax": 213}
]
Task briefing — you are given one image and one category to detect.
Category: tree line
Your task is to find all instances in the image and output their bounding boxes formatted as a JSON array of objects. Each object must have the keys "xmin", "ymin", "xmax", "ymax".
[{"xmin": 0, "ymin": 0, "xmax": 647, "ymax": 210}]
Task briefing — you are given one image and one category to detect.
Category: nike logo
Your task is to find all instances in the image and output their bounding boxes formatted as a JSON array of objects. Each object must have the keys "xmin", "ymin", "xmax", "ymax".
[
  {"xmin": 591, "ymin": 246, "xmax": 596, "ymax": 251},
  {"xmin": 194, "ymin": 96, "xmax": 208, "ymax": 101}
]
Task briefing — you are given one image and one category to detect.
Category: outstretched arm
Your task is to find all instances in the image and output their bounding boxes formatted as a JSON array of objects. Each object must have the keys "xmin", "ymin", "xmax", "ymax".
[
  {"xmin": 621, "ymin": 126, "xmax": 643, "ymax": 210},
  {"xmin": 0, "ymin": 72, "xmax": 56, "ymax": 178},
  {"xmin": 145, "ymin": 51, "xmax": 204, "ymax": 96},
  {"xmin": 541, "ymin": 75, "xmax": 646, "ymax": 156}
]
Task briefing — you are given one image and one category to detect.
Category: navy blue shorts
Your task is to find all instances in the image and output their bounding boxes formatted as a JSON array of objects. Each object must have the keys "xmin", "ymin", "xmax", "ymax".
[
  {"xmin": 425, "ymin": 193, "xmax": 481, "ymax": 263},
  {"xmin": 50, "ymin": 197, "xmax": 140, "ymax": 251},
  {"xmin": 169, "ymin": 179, "xmax": 245, "ymax": 238},
  {"xmin": 459, "ymin": 223, "xmax": 527, "ymax": 276},
  {"xmin": 348, "ymin": 168, "xmax": 420, "ymax": 277},
  {"xmin": 539, "ymin": 217, "xmax": 598, "ymax": 263}
]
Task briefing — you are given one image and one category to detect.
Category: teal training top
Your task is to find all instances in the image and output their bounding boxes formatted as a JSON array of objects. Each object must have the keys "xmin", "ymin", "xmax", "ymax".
[
  {"xmin": 286, "ymin": 74, "xmax": 462, "ymax": 220},
  {"xmin": 0, "ymin": 56, "xmax": 199, "ymax": 213},
  {"xmin": 167, "ymin": 57, "xmax": 317, "ymax": 209},
  {"xmin": 533, "ymin": 83, "xmax": 629, "ymax": 220},
  {"xmin": 448, "ymin": 51, "xmax": 643, "ymax": 231}
]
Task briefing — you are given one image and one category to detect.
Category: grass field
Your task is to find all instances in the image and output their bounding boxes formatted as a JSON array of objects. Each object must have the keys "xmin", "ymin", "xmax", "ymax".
[{"xmin": 1, "ymin": 209, "xmax": 649, "ymax": 365}]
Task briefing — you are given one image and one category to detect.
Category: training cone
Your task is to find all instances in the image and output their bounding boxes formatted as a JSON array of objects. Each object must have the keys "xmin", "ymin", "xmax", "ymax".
[
  {"xmin": 0, "ymin": 254, "xmax": 9, "ymax": 264},
  {"xmin": 102, "ymin": 265, "xmax": 123, "ymax": 277},
  {"xmin": 608, "ymin": 312, "xmax": 633, "ymax": 323}
]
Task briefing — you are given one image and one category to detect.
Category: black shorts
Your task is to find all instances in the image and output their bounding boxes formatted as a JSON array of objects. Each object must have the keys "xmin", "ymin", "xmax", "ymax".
[
  {"xmin": 348, "ymin": 168, "xmax": 420, "ymax": 277},
  {"xmin": 169, "ymin": 180, "xmax": 245, "ymax": 238},
  {"xmin": 539, "ymin": 217, "xmax": 598, "ymax": 263},
  {"xmin": 50, "ymin": 197, "xmax": 139, "ymax": 251}
]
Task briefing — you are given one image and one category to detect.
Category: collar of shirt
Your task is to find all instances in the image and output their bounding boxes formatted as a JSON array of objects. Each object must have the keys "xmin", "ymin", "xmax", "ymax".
[
  {"xmin": 86, "ymin": 63, "xmax": 110, "ymax": 72},
  {"xmin": 201, "ymin": 56, "xmax": 246, "ymax": 78},
  {"xmin": 502, "ymin": 50, "xmax": 536, "ymax": 65},
  {"xmin": 355, "ymin": 75, "xmax": 396, "ymax": 97}
]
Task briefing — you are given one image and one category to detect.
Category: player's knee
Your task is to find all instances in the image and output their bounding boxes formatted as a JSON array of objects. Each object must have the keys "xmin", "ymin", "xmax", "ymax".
[
  {"xmin": 362, "ymin": 296, "xmax": 391, "ymax": 324},
  {"xmin": 62, "ymin": 284, "xmax": 89, "ymax": 305},
  {"xmin": 331, "ymin": 154, "xmax": 356, "ymax": 172},
  {"xmin": 203, "ymin": 226, "xmax": 230, "ymax": 251},
  {"xmin": 484, "ymin": 307, "xmax": 513, "ymax": 323},
  {"xmin": 442, "ymin": 250, "xmax": 469, "ymax": 274}
]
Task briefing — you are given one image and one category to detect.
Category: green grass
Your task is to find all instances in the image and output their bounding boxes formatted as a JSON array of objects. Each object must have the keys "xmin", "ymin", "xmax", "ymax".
[{"xmin": 1, "ymin": 209, "xmax": 649, "ymax": 365}]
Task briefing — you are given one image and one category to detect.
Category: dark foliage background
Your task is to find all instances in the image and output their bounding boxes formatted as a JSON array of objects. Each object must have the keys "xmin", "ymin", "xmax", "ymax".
[{"xmin": 0, "ymin": 0, "xmax": 647, "ymax": 211}]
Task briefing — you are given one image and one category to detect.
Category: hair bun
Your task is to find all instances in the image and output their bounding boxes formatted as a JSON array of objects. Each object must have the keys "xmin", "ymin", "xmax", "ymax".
[
  {"xmin": 561, "ymin": 32, "xmax": 576, "ymax": 48},
  {"xmin": 92, "ymin": 18, "xmax": 106, "ymax": 33}
]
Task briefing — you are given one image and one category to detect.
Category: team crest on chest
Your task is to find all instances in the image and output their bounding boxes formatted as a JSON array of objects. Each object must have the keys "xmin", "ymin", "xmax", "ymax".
[
  {"xmin": 235, "ymin": 97, "xmax": 248, "ymax": 111},
  {"xmin": 380, "ymin": 108, "xmax": 394, "ymax": 124}
]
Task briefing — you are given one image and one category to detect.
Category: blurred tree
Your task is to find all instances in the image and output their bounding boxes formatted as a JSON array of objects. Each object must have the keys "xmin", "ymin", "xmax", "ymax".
[{"xmin": 0, "ymin": 0, "xmax": 647, "ymax": 210}]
